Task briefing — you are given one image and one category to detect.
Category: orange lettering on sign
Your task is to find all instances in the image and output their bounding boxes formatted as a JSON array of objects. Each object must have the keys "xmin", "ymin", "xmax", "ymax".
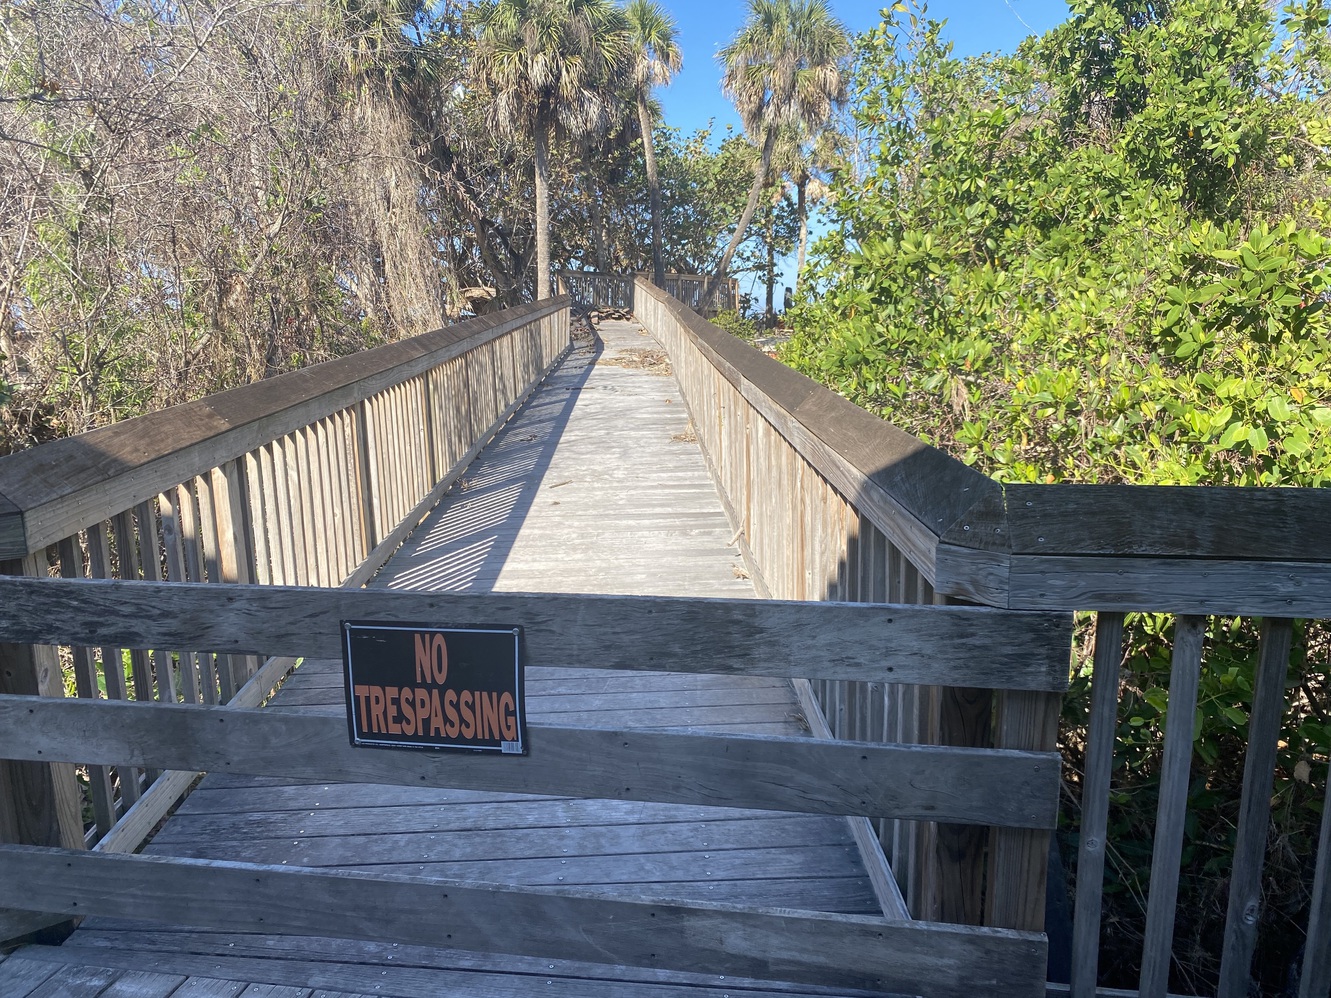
[
  {"xmin": 499, "ymin": 692, "xmax": 517, "ymax": 742},
  {"xmin": 415, "ymin": 632, "xmax": 448, "ymax": 684},
  {"xmin": 428, "ymin": 687, "xmax": 445, "ymax": 736},
  {"xmin": 369, "ymin": 686, "xmax": 386, "ymax": 733},
  {"xmin": 459, "ymin": 690, "xmax": 475, "ymax": 739},
  {"xmin": 385, "ymin": 686, "xmax": 402, "ymax": 734},
  {"xmin": 444, "ymin": 689, "xmax": 459, "ymax": 738}
]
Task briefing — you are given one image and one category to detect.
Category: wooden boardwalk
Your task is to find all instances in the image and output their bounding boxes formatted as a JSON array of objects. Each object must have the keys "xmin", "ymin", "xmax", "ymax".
[{"xmin": 1, "ymin": 319, "xmax": 885, "ymax": 997}]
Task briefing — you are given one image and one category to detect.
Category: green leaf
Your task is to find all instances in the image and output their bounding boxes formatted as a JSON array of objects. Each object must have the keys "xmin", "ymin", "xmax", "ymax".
[{"xmin": 1248, "ymin": 425, "xmax": 1269, "ymax": 451}]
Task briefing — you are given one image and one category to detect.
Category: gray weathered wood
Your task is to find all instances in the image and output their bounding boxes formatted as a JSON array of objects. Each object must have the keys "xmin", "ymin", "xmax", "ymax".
[
  {"xmin": 1300, "ymin": 756, "xmax": 1331, "ymax": 998},
  {"xmin": 90, "ymin": 655, "xmax": 299, "ymax": 857},
  {"xmin": 0, "ymin": 844, "xmax": 1048, "ymax": 997},
  {"xmin": 1003, "ymin": 483, "xmax": 1331, "ymax": 562},
  {"xmin": 0, "ymin": 695, "xmax": 1059, "ymax": 828},
  {"xmin": 0, "ymin": 300, "xmax": 568, "ymax": 559},
  {"xmin": 1138, "ymin": 615, "xmax": 1206, "ymax": 998},
  {"xmin": 1217, "ymin": 617, "xmax": 1293, "ymax": 997},
  {"xmin": 1006, "ymin": 554, "xmax": 1331, "ymax": 616},
  {"xmin": 0, "ymin": 576, "xmax": 1072, "ymax": 691},
  {"xmin": 1070, "ymin": 611, "xmax": 1125, "ymax": 998},
  {"xmin": 791, "ymin": 677, "xmax": 910, "ymax": 920}
]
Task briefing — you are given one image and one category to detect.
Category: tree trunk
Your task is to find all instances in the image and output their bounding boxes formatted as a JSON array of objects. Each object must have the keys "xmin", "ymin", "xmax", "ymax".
[
  {"xmin": 795, "ymin": 174, "xmax": 809, "ymax": 293},
  {"xmin": 638, "ymin": 94, "xmax": 665, "ymax": 288},
  {"xmin": 765, "ymin": 209, "xmax": 776, "ymax": 326},
  {"xmin": 534, "ymin": 109, "xmax": 552, "ymax": 301},
  {"xmin": 707, "ymin": 126, "xmax": 778, "ymax": 301}
]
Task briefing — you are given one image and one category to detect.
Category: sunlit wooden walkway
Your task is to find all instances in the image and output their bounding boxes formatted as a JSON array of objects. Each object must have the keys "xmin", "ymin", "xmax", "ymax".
[{"xmin": 1, "ymin": 318, "xmax": 884, "ymax": 997}]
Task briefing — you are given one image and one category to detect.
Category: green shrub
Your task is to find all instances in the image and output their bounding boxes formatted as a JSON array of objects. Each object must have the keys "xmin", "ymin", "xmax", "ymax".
[{"xmin": 784, "ymin": 1, "xmax": 1331, "ymax": 990}]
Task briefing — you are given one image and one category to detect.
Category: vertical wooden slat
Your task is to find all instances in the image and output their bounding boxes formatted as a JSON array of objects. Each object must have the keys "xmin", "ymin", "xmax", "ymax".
[
  {"xmin": 291, "ymin": 429, "xmax": 318, "ymax": 587},
  {"xmin": 244, "ymin": 452, "xmax": 272, "ymax": 587},
  {"xmin": 1138, "ymin": 614, "xmax": 1207, "ymax": 997},
  {"xmin": 215, "ymin": 460, "xmax": 258, "ymax": 686},
  {"xmin": 1300, "ymin": 755, "xmax": 1331, "ymax": 998},
  {"xmin": 56, "ymin": 534, "xmax": 116, "ymax": 836},
  {"xmin": 195, "ymin": 473, "xmax": 236, "ymax": 702},
  {"xmin": 985, "ymin": 688, "xmax": 1062, "ymax": 931},
  {"xmin": 1070, "ymin": 611, "xmax": 1126, "ymax": 998},
  {"xmin": 300, "ymin": 425, "xmax": 328, "ymax": 586},
  {"xmin": 1217, "ymin": 617, "xmax": 1294, "ymax": 997},
  {"xmin": 354, "ymin": 400, "xmax": 380, "ymax": 554},
  {"xmin": 158, "ymin": 489, "xmax": 201, "ymax": 704},
  {"xmin": 179, "ymin": 481, "xmax": 220, "ymax": 704},
  {"xmin": 132, "ymin": 499, "xmax": 176, "ymax": 707},
  {"xmin": 325, "ymin": 414, "xmax": 350, "ymax": 583},
  {"xmin": 87, "ymin": 521, "xmax": 140, "ymax": 809}
]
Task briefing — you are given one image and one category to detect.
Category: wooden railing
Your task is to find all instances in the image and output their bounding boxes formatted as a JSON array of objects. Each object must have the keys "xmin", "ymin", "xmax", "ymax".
[
  {"xmin": 555, "ymin": 270, "xmax": 739, "ymax": 317},
  {"xmin": 634, "ymin": 276, "xmax": 1331, "ymax": 998},
  {"xmin": 0, "ymin": 299, "xmax": 569, "ymax": 940},
  {"xmin": 0, "ymin": 575, "xmax": 1068, "ymax": 995},
  {"xmin": 555, "ymin": 270, "xmax": 635, "ymax": 310}
]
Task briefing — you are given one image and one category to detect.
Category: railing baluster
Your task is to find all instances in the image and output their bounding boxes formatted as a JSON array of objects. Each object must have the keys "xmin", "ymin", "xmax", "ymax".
[
  {"xmin": 158, "ymin": 488, "xmax": 202, "ymax": 704},
  {"xmin": 87, "ymin": 521, "xmax": 139, "ymax": 809},
  {"xmin": 1300, "ymin": 755, "xmax": 1331, "ymax": 998},
  {"xmin": 1218, "ymin": 617, "xmax": 1294, "ymax": 997},
  {"xmin": 132, "ymin": 499, "xmax": 177, "ymax": 708},
  {"xmin": 1139, "ymin": 614, "xmax": 1207, "ymax": 998},
  {"xmin": 1071, "ymin": 611, "xmax": 1126, "ymax": 998},
  {"xmin": 56, "ymin": 533, "xmax": 116, "ymax": 836}
]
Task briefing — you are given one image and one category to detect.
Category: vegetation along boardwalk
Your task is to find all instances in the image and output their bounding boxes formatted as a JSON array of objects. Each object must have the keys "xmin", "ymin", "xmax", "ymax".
[{"xmin": 0, "ymin": 316, "xmax": 890, "ymax": 997}]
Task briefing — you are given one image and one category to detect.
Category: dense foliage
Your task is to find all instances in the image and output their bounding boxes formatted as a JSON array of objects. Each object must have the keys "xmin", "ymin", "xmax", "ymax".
[
  {"xmin": 0, "ymin": 0, "xmax": 775, "ymax": 452},
  {"xmin": 783, "ymin": 1, "xmax": 1331, "ymax": 991}
]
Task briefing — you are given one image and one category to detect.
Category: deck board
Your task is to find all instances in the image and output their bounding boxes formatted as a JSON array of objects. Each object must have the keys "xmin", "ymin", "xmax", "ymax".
[{"xmin": 17, "ymin": 318, "xmax": 892, "ymax": 996}]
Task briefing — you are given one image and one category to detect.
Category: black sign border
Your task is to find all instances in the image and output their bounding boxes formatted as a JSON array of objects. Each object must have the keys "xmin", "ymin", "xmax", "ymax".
[{"xmin": 340, "ymin": 619, "xmax": 526, "ymax": 755}]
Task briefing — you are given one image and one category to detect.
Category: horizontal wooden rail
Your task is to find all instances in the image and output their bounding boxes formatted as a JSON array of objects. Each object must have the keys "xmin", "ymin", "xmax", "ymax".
[
  {"xmin": 0, "ymin": 576, "xmax": 1073, "ymax": 691},
  {"xmin": 0, "ymin": 694, "xmax": 1059, "ymax": 827},
  {"xmin": 0, "ymin": 844, "xmax": 1047, "ymax": 997}
]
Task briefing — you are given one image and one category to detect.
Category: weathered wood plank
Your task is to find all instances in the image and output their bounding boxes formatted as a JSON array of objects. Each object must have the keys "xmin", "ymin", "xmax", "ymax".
[
  {"xmin": 1138, "ymin": 615, "xmax": 1206, "ymax": 998},
  {"xmin": 1217, "ymin": 618, "xmax": 1294, "ymax": 998},
  {"xmin": 89, "ymin": 653, "xmax": 299, "ymax": 858},
  {"xmin": 32, "ymin": 936, "xmax": 890, "ymax": 998},
  {"xmin": 0, "ymin": 695, "xmax": 1060, "ymax": 828},
  {"xmin": 1006, "ymin": 554, "xmax": 1331, "ymax": 616},
  {"xmin": 1299, "ymin": 756, "xmax": 1331, "ymax": 998},
  {"xmin": 791, "ymin": 676, "xmax": 910, "ymax": 920},
  {"xmin": 0, "ymin": 955, "xmax": 60, "ymax": 997},
  {"xmin": 0, "ymin": 845, "xmax": 1049, "ymax": 997},
  {"xmin": 1003, "ymin": 483, "xmax": 1331, "ymax": 562},
  {"xmin": 0, "ymin": 576, "xmax": 1072, "ymax": 691},
  {"xmin": 1070, "ymin": 612, "xmax": 1125, "ymax": 998}
]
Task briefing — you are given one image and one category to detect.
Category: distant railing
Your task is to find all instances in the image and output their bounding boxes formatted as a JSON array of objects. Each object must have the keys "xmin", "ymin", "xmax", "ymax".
[
  {"xmin": 634, "ymin": 276, "xmax": 1331, "ymax": 998},
  {"xmin": 555, "ymin": 270, "xmax": 739, "ymax": 317},
  {"xmin": 0, "ymin": 299, "xmax": 570, "ymax": 940}
]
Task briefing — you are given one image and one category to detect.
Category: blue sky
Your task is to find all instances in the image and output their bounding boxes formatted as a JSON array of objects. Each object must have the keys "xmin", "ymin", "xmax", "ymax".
[{"xmin": 651, "ymin": 0, "xmax": 1074, "ymax": 305}]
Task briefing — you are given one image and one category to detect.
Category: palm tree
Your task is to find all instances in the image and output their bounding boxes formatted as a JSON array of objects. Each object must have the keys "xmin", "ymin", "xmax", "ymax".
[
  {"xmin": 624, "ymin": 0, "xmax": 681, "ymax": 289},
  {"xmin": 784, "ymin": 122, "xmax": 848, "ymax": 292},
  {"xmin": 471, "ymin": 0, "xmax": 629, "ymax": 300},
  {"xmin": 710, "ymin": 0, "xmax": 848, "ymax": 297}
]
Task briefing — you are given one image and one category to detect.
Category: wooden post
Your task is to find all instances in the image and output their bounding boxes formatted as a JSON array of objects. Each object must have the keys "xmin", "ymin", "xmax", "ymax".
[
  {"xmin": 985, "ymin": 687, "xmax": 1062, "ymax": 931},
  {"xmin": 0, "ymin": 556, "xmax": 84, "ymax": 851}
]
